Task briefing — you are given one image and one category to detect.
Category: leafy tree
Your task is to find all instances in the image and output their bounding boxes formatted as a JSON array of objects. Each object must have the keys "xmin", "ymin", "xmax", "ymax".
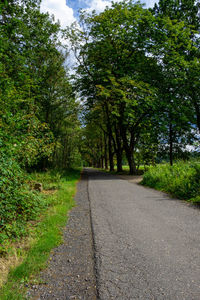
[
  {"xmin": 0, "ymin": 0, "xmax": 81, "ymax": 170},
  {"xmin": 151, "ymin": 1, "xmax": 200, "ymax": 163},
  {"xmin": 0, "ymin": 0, "xmax": 82, "ymax": 244},
  {"xmin": 0, "ymin": 0, "xmax": 56, "ymax": 166},
  {"xmin": 153, "ymin": 0, "xmax": 200, "ymax": 28},
  {"xmin": 153, "ymin": 0, "xmax": 200, "ymax": 134},
  {"xmin": 67, "ymin": 1, "xmax": 161, "ymax": 173}
]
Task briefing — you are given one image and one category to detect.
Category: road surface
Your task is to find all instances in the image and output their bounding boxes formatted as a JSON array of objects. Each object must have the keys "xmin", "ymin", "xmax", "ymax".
[{"xmin": 87, "ymin": 168, "xmax": 200, "ymax": 300}]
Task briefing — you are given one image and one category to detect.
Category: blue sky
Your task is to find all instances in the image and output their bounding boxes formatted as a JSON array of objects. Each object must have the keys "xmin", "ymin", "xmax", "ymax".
[
  {"xmin": 41, "ymin": 0, "xmax": 159, "ymax": 28},
  {"xmin": 67, "ymin": 0, "xmax": 158, "ymax": 17},
  {"xmin": 67, "ymin": 0, "xmax": 88, "ymax": 11}
]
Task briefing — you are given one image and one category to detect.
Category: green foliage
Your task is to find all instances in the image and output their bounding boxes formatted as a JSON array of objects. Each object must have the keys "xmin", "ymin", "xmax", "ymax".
[
  {"xmin": 0, "ymin": 0, "xmax": 82, "ymax": 258},
  {"xmin": 68, "ymin": 0, "xmax": 199, "ymax": 174},
  {"xmin": 28, "ymin": 169, "xmax": 63, "ymax": 190},
  {"xmin": 0, "ymin": 154, "xmax": 47, "ymax": 246},
  {"xmin": 0, "ymin": 169, "xmax": 81, "ymax": 300},
  {"xmin": 0, "ymin": 0, "xmax": 81, "ymax": 171},
  {"xmin": 142, "ymin": 160, "xmax": 200, "ymax": 202}
]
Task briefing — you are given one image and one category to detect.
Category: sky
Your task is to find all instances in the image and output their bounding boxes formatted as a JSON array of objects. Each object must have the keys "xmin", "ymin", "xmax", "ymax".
[{"xmin": 41, "ymin": 0, "xmax": 159, "ymax": 28}]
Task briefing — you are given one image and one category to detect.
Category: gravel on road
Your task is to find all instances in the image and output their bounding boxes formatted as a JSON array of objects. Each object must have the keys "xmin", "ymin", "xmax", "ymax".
[{"xmin": 28, "ymin": 172, "xmax": 97, "ymax": 300}]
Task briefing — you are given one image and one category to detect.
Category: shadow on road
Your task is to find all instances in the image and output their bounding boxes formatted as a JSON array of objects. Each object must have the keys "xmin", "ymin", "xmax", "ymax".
[
  {"xmin": 84, "ymin": 168, "xmax": 200, "ymax": 210},
  {"xmin": 84, "ymin": 168, "xmax": 122, "ymax": 180}
]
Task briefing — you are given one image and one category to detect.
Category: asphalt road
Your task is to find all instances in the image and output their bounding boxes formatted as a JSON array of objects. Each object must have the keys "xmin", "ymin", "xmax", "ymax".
[{"xmin": 87, "ymin": 168, "xmax": 200, "ymax": 300}]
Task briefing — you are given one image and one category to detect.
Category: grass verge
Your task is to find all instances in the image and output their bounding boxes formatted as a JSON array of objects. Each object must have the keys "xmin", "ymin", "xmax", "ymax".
[
  {"xmin": 0, "ymin": 169, "xmax": 81, "ymax": 300},
  {"xmin": 141, "ymin": 161, "xmax": 200, "ymax": 203}
]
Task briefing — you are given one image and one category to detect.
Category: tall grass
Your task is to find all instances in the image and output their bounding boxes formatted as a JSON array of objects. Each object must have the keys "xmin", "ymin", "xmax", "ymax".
[{"xmin": 142, "ymin": 161, "xmax": 200, "ymax": 203}]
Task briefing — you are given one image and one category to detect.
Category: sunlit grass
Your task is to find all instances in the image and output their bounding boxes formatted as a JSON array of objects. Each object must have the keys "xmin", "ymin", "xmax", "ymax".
[
  {"xmin": 0, "ymin": 169, "xmax": 81, "ymax": 300},
  {"xmin": 142, "ymin": 161, "xmax": 200, "ymax": 203}
]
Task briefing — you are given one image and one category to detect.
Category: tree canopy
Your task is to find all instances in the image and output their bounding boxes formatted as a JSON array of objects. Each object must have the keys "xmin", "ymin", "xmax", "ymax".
[
  {"xmin": 0, "ymin": 0, "xmax": 199, "ymax": 176},
  {"xmin": 66, "ymin": 0, "xmax": 199, "ymax": 173}
]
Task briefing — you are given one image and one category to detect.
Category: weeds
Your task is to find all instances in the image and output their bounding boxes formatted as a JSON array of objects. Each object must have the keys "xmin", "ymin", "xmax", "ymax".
[
  {"xmin": 142, "ymin": 160, "xmax": 200, "ymax": 202},
  {"xmin": 0, "ymin": 169, "xmax": 81, "ymax": 299},
  {"xmin": 0, "ymin": 155, "xmax": 47, "ymax": 248}
]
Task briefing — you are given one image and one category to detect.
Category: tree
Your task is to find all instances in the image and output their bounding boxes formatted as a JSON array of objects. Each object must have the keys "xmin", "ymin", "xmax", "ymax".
[
  {"xmin": 151, "ymin": 1, "xmax": 200, "ymax": 163},
  {"xmin": 67, "ymin": 1, "xmax": 160, "ymax": 174},
  {"xmin": 0, "ymin": 0, "xmax": 55, "ymax": 167},
  {"xmin": 153, "ymin": 0, "xmax": 200, "ymax": 133},
  {"xmin": 153, "ymin": 0, "xmax": 200, "ymax": 28},
  {"xmin": 0, "ymin": 0, "xmax": 81, "ymax": 170}
]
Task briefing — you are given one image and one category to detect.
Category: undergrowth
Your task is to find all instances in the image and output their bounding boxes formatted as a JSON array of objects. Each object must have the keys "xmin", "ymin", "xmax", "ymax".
[
  {"xmin": 0, "ymin": 168, "xmax": 81, "ymax": 299},
  {"xmin": 0, "ymin": 154, "xmax": 48, "ymax": 252},
  {"xmin": 142, "ymin": 160, "xmax": 200, "ymax": 203}
]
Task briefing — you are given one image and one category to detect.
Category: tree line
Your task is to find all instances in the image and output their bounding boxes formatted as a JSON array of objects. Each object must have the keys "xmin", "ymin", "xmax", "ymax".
[
  {"xmin": 0, "ymin": 0, "xmax": 81, "ymax": 174},
  {"xmin": 67, "ymin": 0, "xmax": 200, "ymax": 174},
  {"xmin": 0, "ymin": 0, "xmax": 200, "ymax": 177}
]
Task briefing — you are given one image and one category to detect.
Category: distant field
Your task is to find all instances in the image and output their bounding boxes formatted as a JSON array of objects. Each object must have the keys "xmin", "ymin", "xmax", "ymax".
[{"xmin": 112, "ymin": 165, "xmax": 146, "ymax": 172}]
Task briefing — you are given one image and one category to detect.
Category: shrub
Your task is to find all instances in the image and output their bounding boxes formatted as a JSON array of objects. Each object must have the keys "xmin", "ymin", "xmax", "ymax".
[
  {"xmin": 142, "ymin": 160, "xmax": 200, "ymax": 202},
  {"xmin": 28, "ymin": 169, "xmax": 63, "ymax": 190},
  {"xmin": 0, "ymin": 154, "xmax": 47, "ymax": 245}
]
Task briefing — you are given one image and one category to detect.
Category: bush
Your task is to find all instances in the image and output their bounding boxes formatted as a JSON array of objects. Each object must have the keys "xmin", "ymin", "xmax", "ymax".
[
  {"xmin": 28, "ymin": 169, "xmax": 62, "ymax": 190},
  {"xmin": 0, "ymin": 154, "xmax": 47, "ymax": 245},
  {"xmin": 141, "ymin": 160, "xmax": 200, "ymax": 202}
]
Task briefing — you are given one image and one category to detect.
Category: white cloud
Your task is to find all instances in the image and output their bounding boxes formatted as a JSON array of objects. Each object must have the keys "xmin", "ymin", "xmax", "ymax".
[
  {"xmin": 40, "ymin": 0, "xmax": 159, "ymax": 29},
  {"xmin": 40, "ymin": 0, "xmax": 76, "ymax": 28},
  {"xmin": 142, "ymin": 0, "xmax": 158, "ymax": 8},
  {"xmin": 86, "ymin": 0, "xmax": 158, "ymax": 14},
  {"xmin": 86, "ymin": 0, "xmax": 123, "ymax": 13},
  {"xmin": 86, "ymin": 0, "xmax": 111, "ymax": 13}
]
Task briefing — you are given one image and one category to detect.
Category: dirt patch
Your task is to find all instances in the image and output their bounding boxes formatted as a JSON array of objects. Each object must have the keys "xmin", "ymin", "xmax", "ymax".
[
  {"xmin": 0, "ymin": 238, "xmax": 32, "ymax": 288},
  {"xmin": 0, "ymin": 254, "xmax": 20, "ymax": 287},
  {"xmin": 42, "ymin": 189, "xmax": 58, "ymax": 195},
  {"xmin": 117, "ymin": 174, "xmax": 143, "ymax": 184}
]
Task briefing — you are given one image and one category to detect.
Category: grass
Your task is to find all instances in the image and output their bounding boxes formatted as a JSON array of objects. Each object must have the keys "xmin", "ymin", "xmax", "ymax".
[
  {"xmin": 0, "ymin": 169, "xmax": 81, "ymax": 300},
  {"xmin": 141, "ymin": 160, "xmax": 200, "ymax": 203}
]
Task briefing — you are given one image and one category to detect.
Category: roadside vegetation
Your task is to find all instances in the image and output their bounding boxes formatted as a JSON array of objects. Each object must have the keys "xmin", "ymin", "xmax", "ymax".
[
  {"xmin": 0, "ymin": 169, "xmax": 80, "ymax": 300},
  {"xmin": 1, "ymin": 0, "xmax": 200, "ymax": 297},
  {"xmin": 0, "ymin": 1, "xmax": 81, "ymax": 295},
  {"xmin": 142, "ymin": 160, "xmax": 200, "ymax": 203}
]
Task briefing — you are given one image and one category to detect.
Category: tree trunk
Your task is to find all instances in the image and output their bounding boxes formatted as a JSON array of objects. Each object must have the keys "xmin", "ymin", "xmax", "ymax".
[
  {"xmin": 169, "ymin": 122, "xmax": 173, "ymax": 166},
  {"xmin": 101, "ymin": 156, "xmax": 104, "ymax": 169},
  {"xmin": 104, "ymin": 132, "xmax": 108, "ymax": 169},
  {"xmin": 108, "ymin": 131, "xmax": 114, "ymax": 172},
  {"xmin": 98, "ymin": 159, "xmax": 101, "ymax": 168},
  {"xmin": 116, "ymin": 151, "xmax": 123, "ymax": 173},
  {"xmin": 105, "ymin": 101, "xmax": 114, "ymax": 172},
  {"xmin": 121, "ymin": 126, "xmax": 136, "ymax": 175},
  {"xmin": 193, "ymin": 98, "xmax": 200, "ymax": 132},
  {"xmin": 126, "ymin": 151, "xmax": 136, "ymax": 175},
  {"xmin": 115, "ymin": 125, "xmax": 123, "ymax": 173}
]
